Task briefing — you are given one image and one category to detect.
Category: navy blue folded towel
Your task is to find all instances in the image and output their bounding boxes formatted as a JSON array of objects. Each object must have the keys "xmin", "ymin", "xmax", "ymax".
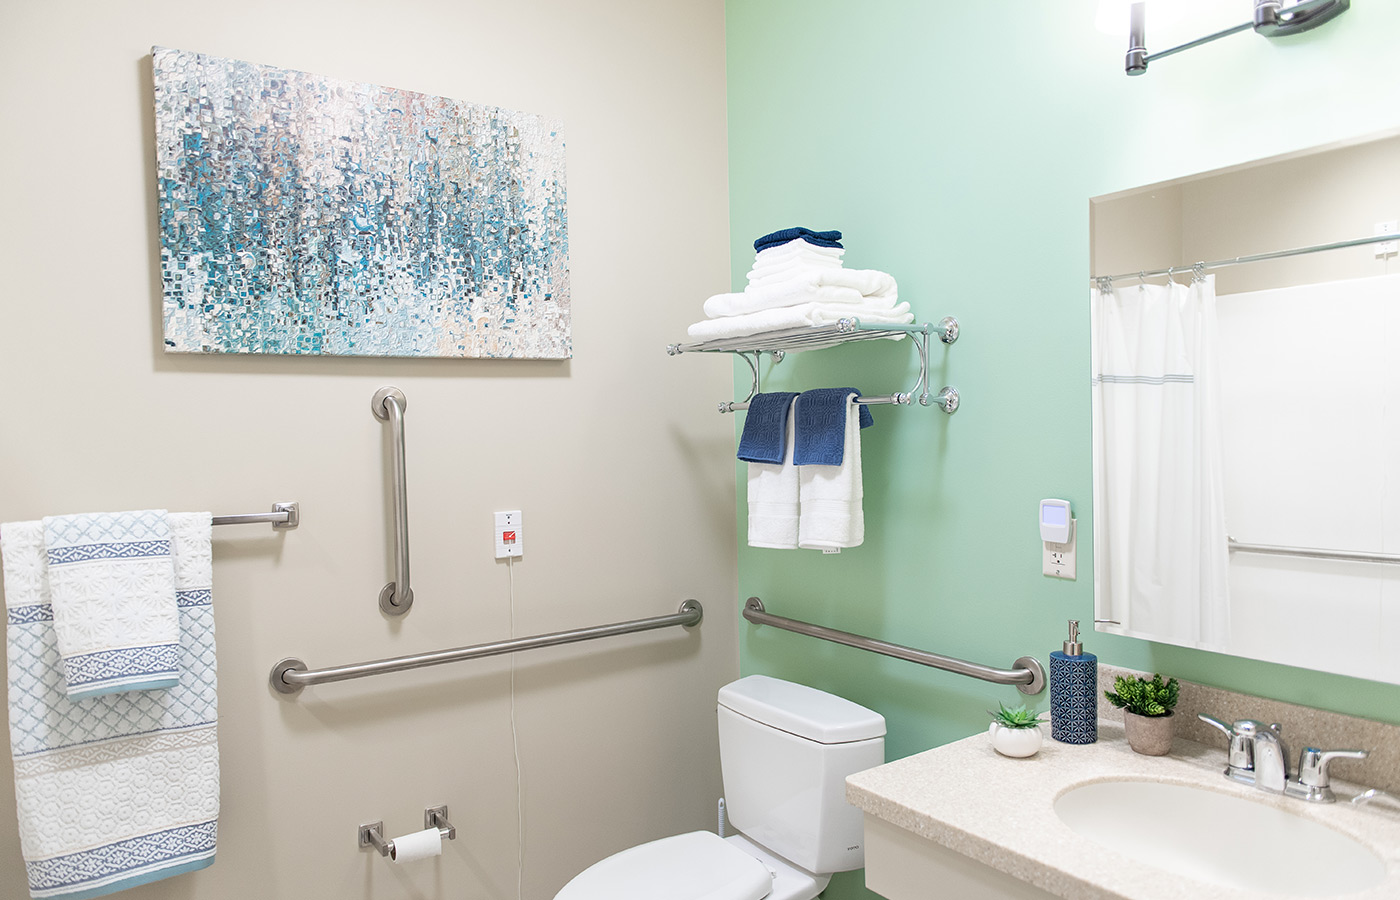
[
  {"xmin": 737, "ymin": 392, "xmax": 800, "ymax": 463},
  {"xmin": 792, "ymin": 388, "xmax": 873, "ymax": 466},
  {"xmin": 753, "ymin": 227, "xmax": 844, "ymax": 252}
]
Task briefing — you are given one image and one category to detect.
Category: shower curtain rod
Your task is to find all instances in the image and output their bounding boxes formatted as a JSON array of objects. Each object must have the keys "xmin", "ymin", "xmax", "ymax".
[{"xmin": 1091, "ymin": 232, "xmax": 1397, "ymax": 285}]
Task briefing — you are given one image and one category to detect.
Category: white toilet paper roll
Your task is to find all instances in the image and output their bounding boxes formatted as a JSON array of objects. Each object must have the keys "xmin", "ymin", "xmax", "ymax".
[{"xmin": 390, "ymin": 828, "xmax": 443, "ymax": 863}]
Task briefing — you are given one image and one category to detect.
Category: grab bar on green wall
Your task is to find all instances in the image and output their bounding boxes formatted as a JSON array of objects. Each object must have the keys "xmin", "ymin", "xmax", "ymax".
[{"xmin": 742, "ymin": 597, "xmax": 1045, "ymax": 695}]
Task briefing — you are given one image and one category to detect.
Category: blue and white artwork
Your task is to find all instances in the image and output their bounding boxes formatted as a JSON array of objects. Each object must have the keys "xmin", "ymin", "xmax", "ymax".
[{"xmin": 153, "ymin": 47, "xmax": 570, "ymax": 358}]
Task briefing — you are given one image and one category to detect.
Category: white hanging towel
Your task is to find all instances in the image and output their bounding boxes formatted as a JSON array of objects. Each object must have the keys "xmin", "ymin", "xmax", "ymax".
[
  {"xmin": 798, "ymin": 396, "xmax": 865, "ymax": 551},
  {"xmin": 42, "ymin": 510, "xmax": 181, "ymax": 699},
  {"xmin": 1, "ymin": 512, "xmax": 219, "ymax": 900},
  {"xmin": 747, "ymin": 401, "xmax": 801, "ymax": 549}
]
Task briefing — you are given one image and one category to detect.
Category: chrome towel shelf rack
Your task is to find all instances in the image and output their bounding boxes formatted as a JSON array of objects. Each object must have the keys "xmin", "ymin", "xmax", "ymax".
[
  {"xmin": 667, "ymin": 317, "xmax": 961, "ymax": 415},
  {"xmin": 742, "ymin": 597, "xmax": 1045, "ymax": 695},
  {"xmin": 270, "ymin": 600, "xmax": 703, "ymax": 695}
]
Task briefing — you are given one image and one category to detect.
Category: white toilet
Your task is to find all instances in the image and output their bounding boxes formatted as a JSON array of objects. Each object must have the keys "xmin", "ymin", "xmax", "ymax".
[{"xmin": 555, "ymin": 675, "xmax": 886, "ymax": 900}]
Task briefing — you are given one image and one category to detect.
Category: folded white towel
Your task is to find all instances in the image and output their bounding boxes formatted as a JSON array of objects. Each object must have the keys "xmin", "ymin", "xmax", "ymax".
[
  {"xmin": 706, "ymin": 285, "xmax": 867, "ymax": 318},
  {"xmin": 709, "ymin": 268, "xmax": 899, "ymax": 318},
  {"xmin": 1, "ymin": 513, "xmax": 220, "ymax": 899},
  {"xmin": 754, "ymin": 241, "xmax": 845, "ymax": 268},
  {"xmin": 42, "ymin": 510, "xmax": 180, "ymax": 699},
  {"xmin": 798, "ymin": 397, "xmax": 864, "ymax": 550},
  {"xmin": 747, "ymin": 400, "xmax": 800, "ymax": 549},
  {"xmin": 687, "ymin": 301, "xmax": 913, "ymax": 342},
  {"xmin": 746, "ymin": 254, "xmax": 844, "ymax": 283}
]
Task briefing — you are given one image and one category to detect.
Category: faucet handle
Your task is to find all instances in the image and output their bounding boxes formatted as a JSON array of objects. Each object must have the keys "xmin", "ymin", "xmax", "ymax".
[
  {"xmin": 1198, "ymin": 713, "xmax": 1234, "ymax": 738},
  {"xmin": 1353, "ymin": 789, "xmax": 1400, "ymax": 810},
  {"xmin": 1298, "ymin": 747, "xmax": 1368, "ymax": 789},
  {"xmin": 1198, "ymin": 714, "xmax": 1255, "ymax": 774}
]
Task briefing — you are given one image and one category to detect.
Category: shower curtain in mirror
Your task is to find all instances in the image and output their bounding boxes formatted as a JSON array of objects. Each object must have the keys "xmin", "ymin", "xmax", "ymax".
[{"xmin": 1092, "ymin": 275, "xmax": 1230, "ymax": 650}]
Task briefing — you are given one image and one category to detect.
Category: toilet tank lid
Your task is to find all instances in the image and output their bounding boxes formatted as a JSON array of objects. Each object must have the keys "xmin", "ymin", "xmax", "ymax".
[{"xmin": 718, "ymin": 676, "xmax": 886, "ymax": 744}]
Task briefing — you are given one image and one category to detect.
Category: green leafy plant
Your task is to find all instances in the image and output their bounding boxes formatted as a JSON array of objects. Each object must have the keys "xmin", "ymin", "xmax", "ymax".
[
  {"xmin": 988, "ymin": 702, "xmax": 1045, "ymax": 730},
  {"xmin": 1104, "ymin": 674, "xmax": 1179, "ymax": 718}
]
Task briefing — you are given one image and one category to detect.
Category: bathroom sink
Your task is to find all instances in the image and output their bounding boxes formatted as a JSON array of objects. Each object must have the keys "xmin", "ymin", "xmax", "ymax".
[{"xmin": 1054, "ymin": 780, "xmax": 1385, "ymax": 897}]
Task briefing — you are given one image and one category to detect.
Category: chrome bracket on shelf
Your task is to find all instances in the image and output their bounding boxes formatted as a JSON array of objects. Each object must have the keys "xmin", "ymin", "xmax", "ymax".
[{"xmin": 669, "ymin": 317, "xmax": 960, "ymax": 415}]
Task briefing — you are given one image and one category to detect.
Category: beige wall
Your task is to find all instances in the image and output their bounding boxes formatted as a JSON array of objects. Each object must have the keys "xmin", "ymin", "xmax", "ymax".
[
  {"xmin": 0, "ymin": 2, "xmax": 736, "ymax": 898},
  {"xmin": 1092, "ymin": 133, "xmax": 1400, "ymax": 294}
]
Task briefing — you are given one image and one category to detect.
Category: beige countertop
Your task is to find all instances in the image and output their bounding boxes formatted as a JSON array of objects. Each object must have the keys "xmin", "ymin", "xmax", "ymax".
[{"xmin": 846, "ymin": 720, "xmax": 1400, "ymax": 900}]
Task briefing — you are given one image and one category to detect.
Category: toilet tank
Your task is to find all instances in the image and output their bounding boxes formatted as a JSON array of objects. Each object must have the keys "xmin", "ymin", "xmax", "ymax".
[{"xmin": 717, "ymin": 676, "xmax": 885, "ymax": 875}]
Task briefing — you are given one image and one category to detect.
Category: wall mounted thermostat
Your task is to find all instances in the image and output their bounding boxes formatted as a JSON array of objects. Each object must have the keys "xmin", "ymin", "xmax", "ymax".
[{"xmin": 1039, "ymin": 499, "xmax": 1072, "ymax": 544}]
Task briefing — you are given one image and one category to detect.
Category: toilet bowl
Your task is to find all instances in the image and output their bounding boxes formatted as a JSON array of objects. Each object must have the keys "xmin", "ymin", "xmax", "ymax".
[{"xmin": 554, "ymin": 676, "xmax": 886, "ymax": 900}]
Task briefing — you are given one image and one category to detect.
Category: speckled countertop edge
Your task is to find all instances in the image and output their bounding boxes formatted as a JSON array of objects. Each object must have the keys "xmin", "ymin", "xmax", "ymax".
[{"xmin": 847, "ymin": 720, "xmax": 1400, "ymax": 900}]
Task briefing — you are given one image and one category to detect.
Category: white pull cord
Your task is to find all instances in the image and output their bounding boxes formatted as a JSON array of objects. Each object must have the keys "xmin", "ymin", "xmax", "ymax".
[{"xmin": 509, "ymin": 556, "xmax": 523, "ymax": 899}]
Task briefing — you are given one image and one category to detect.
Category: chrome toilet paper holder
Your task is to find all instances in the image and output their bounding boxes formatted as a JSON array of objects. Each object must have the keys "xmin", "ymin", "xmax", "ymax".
[{"xmin": 359, "ymin": 805, "xmax": 457, "ymax": 857}]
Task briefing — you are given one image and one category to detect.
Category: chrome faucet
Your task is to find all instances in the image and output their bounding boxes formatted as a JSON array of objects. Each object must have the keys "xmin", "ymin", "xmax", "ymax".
[
  {"xmin": 1199, "ymin": 715, "xmax": 1289, "ymax": 791},
  {"xmin": 1198, "ymin": 713, "xmax": 1367, "ymax": 803}
]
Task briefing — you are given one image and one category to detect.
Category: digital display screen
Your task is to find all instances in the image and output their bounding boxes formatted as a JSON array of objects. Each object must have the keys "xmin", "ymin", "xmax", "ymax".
[{"xmin": 1042, "ymin": 504, "xmax": 1068, "ymax": 527}]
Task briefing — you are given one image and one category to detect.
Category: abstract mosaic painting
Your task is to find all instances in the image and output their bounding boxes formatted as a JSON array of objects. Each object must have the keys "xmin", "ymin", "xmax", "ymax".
[{"xmin": 153, "ymin": 47, "xmax": 570, "ymax": 358}]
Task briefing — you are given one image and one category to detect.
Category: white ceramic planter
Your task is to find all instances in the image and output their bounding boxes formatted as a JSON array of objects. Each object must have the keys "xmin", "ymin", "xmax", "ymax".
[{"xmin": 988, "ymin": 722, "xmax": 1043, "ymax": 758}]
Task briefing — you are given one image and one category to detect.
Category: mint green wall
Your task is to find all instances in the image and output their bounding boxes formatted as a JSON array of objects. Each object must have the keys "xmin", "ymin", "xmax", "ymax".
[{"xmin": 726, "ymin": 4, "xmax": 1400, "ymax": 895}]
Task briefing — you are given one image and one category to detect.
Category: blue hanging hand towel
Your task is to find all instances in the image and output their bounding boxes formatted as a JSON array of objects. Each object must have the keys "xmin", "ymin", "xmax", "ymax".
[
  {"xmin": 792, "ymin": 388, "xmax": 874, "ymax": 466},
  {"xmin": 737, "ymin": 392, "xmax": 800, "ymax": 463},
  {"xmin": 753, "ymin": 227, "xmax": 844, "ymax": 252}
]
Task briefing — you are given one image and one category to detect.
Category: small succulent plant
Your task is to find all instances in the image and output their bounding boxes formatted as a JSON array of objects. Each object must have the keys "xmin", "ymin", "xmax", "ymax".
[
  {"xmin": 1104, "ymin": 673, "xmax": 1179, "ymax": 718},
  {"xmin": 988, "ymin": 702, "xmax": 1045, "ymax": 730}
]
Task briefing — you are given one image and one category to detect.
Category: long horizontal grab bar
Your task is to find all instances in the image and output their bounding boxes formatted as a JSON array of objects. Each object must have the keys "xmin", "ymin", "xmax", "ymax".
[
  {"xmin": 212, "ymin": 502, "xmax": 299, "ymax": 530},
  {"xmin": 269, "ymin": 600, "xmax": 703, "ymax": 695},
  {"xmin": 1228, "ymin": 537, "xmax": 1400, "ymax": 565},
  {"xmin": 742, "ymin": 597, "xmax": 1045, "ymax": 695}
]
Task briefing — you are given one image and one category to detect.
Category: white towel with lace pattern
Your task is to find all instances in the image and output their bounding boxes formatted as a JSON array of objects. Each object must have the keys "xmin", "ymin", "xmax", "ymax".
[
  {"xmin": 42, "ymin": 510, "xmax": 180, "ymax": 699},
  {"xmin": 2, "ymin": 513, "xmax": 219, "ymax": 900}
]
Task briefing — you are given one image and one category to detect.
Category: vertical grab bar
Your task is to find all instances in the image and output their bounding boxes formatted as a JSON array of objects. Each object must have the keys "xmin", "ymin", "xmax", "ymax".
[{"xmin": 372, "ymin": 387, "xmax": 412, "ymax": 616}]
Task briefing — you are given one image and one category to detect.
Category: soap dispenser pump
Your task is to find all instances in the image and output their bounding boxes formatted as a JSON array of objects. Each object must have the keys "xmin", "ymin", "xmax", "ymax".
[{"xmin": 1050, "ymin": 619, "xmax": 1097, "ymax": 745}]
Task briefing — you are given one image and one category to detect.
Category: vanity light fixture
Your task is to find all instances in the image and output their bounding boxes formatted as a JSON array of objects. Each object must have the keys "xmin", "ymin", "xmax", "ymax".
[{"xmin": 1121, "ymin": 0, "xmax": 1350, "ymax": 76}]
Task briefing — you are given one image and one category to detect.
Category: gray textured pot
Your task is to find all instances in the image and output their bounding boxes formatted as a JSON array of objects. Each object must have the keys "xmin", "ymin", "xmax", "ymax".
[{"xmin": 1123, "ymin": 710, "xmax": 1174, "ymax": 756}]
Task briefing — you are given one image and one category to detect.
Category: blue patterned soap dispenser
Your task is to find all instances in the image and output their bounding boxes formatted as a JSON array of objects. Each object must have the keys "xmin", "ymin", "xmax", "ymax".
[{"xmin": 1050, "ymin": 620, "xmax": 1097, "ymax": 744}]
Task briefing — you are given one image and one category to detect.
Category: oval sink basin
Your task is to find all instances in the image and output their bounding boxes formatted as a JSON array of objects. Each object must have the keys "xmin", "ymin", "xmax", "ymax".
[{"xmin": 1054, "ymin": 780, "xmax": 1385, "ymax": 897}]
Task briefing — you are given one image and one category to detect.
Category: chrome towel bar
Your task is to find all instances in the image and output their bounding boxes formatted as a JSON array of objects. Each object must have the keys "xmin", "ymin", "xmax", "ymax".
[
  {"xmin": 742, "ymin": 597, "xmax": 1045, "ymax": 695},
  {"xmin": 212, "ymin": 502, "xmax": 299, "ymax": 530},
  {"xmin": 668, "ymin": 318, "xmax": 962, "ymax": 415},
  {"xmin": 1228, "ymin": 536, "xmax": 1400, "ymax": 565},
  {"xmin": 270, "ymin": 600, "xmax": 703, "ymax": 695}
]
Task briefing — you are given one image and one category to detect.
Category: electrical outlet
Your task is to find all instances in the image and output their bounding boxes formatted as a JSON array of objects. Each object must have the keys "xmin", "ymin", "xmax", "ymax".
[
  {"xmin": 1043, "ymin": 519, "xmax": 1076, "ymax": 580},
  {"xmin": 494, "ymin": 510, "xmax": 522, "ymax": 559},
  {"xmin": 1375, "ymin": 221, "xmax": 1398, "ymax": 258}
]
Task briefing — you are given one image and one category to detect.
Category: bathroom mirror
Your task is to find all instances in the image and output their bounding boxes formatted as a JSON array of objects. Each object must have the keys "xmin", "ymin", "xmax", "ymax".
[{"xmin": 1089, "ymin": 130, "xmax": 1400, "ymax": 685}]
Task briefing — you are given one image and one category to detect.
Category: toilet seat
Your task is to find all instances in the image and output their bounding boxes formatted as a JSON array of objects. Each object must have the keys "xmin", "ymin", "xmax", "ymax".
[{"xmin": 554, "ymin": 830, "xmax": 773, "ymax": 900}]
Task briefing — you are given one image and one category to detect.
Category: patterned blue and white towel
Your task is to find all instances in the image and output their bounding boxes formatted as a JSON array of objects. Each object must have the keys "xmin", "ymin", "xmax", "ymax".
[
  {"xmin": 2, "ymin": 513, "xmax": 218, "ymax": 900},
  {"xmin": 41, "ymin": 511, "xmax": 180, "ymax": 699}
]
